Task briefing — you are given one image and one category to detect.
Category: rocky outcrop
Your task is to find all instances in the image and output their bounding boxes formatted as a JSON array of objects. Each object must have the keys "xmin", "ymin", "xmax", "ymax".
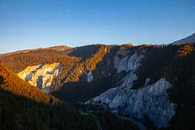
[
  {"xmin": 86, "ymin": 71, "xmax": 93, "ymax": 82},
  {"xmin": 87, "ymin": 49, "xmax": 176, "ymax": 128},
  {"xmin": 114, "ymin": 50, "xmax": 144, "ymax": 73},
  {"xmin": 18, "ymin": 63, "xmax": 61, "ymax": 93},
  {"xmin": 87, "ymin": 78, "xmax": 175, "ymax": 128}
]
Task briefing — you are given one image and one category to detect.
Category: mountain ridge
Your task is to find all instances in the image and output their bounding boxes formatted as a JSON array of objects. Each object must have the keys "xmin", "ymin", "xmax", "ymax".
[
  {"xmin": 172, "ymin": 33, "xmax": 195, "ymax": 44},
  {"xmin": 1, "ymin": 43, "xmax": 195, "ymax": 129}
]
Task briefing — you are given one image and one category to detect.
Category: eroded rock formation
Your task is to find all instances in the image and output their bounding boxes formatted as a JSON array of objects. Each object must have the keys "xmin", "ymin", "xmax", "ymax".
[
  {"xmin": 18, "ymin": 63, "xmax": 61, "ymax": 93},
  {"xmin": 87, "ymin": 49, "xmax": 176, "ymax": 128}
]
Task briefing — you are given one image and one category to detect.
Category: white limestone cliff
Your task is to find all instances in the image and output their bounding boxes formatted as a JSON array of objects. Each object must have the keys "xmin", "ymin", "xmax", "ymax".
[
  {"xmin": 18, "ymin": 63, "xmax": 61, "ymax": 93},
  {"xmin": 87, "ymin": 50, "xmax": 176, "ymax": 128},
  {"xmin": 87, "ymin": 78, "xmax": 175, "ymax": 128}
]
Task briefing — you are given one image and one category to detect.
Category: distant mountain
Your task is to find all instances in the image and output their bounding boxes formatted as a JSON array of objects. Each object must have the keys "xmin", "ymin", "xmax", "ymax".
[{"xmin": 172, "ymin": 33, "xmax": 195, "ymax": 44}]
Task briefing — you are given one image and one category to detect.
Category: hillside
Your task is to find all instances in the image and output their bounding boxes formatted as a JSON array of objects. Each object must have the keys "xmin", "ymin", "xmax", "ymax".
[
  {"xmin": 1, "ymin": 43, "xmax": 195, "ymax": 129},
  {"xmin": 0, "ymin": 64, "xmax": 60, "ymax": 104},
  {"xmin": 0, "ymin": 64, "xmax": 138, "ymax": 130},
  {"xmin": 0, "ymin": 89, "xmax": 138, "ymax": 130},
  {"xmin": 172, "ymin": 33, "xmax": 195, "ymax": 44}
]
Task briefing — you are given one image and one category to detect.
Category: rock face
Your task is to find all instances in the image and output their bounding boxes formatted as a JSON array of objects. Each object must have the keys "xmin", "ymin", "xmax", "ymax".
[
  {"xmin": 18, "ymin": 63, "xmax": 61, "ymax": 93},
  {"xmin": 1, "ymin": 44, "xmax": 195, "ymax": 129},
  {"xmin": 87, "ymin": 78, "xmax": 175, "ymax": 128},
  {"xmin": 114, "ymin": 50, "xmax": 144, "ymax": 73},
  {"xmin": 86, "ymin": 71, "xmax": 93, "ymax": 82},
  {"xmin": 87, "ymin": 50, "xmax": 176, "ymax": 128}
]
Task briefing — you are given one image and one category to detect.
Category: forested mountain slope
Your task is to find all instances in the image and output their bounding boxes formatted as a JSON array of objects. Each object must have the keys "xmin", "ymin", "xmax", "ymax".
[
  {"xmin": 0, "ymin": 64, "xmax": 59, "ymax": 104},
  {"xmin": 1, "ymin": 43, "xmax": 195, "ymax": 129},
  {"xmin": 0, "ymin": 64, "xmax": 138, "ymax": 130}
]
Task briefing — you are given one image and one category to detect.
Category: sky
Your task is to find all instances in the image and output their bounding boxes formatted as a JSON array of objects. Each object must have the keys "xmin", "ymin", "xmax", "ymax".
[{"xmin": 0, "ymin": 0, "xmax": 195, "ymax": 53}]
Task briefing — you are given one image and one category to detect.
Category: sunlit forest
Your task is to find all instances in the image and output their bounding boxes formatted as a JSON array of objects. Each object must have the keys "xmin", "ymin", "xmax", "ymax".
[
  {"xmin": 0, "ymin": 64, "xmax": 138, "ymax": 130},
  {"xmin": 0, "ymin": 43, "xmax": 195, "ymax": 129}
]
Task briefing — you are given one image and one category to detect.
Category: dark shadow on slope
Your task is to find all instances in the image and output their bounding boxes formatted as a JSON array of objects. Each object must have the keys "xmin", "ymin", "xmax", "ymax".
[
  {"xmin": 0, "ymin": 88, "xmax": 97, "ymax": 130},
  {"xmin": 133, "ymin": 44, "xmax": 180, "ymax": 89},
  {"xmin": 67, "ymin": 45, "xmax": 101, "ymax": 60},
  {"xmin": 0, "ymin": 85, "xmax": 138, "ymax": 130},
  {"xmin": 51, "ymin": 46, "xmax": 126, "ymax": 103}
]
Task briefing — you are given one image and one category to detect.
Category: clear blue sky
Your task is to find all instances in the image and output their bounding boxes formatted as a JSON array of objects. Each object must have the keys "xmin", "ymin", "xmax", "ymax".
[{"xmin": 0, "ymin": 0, "xmax": 195, "ymax": 53}]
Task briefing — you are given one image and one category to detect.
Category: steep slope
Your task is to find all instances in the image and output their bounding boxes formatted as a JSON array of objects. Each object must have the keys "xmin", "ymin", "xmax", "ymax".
[
  {"xmin": 0, "ymin": 64, "xmax": 138, "ymax": 130},
  {"xmin": 87, "ymin": 78, "xmax": 175, "ymax": 128},
  {"xmin": 172, "ymin": 33, "xmax": 195, "ymax": 44},
  {"xmin": 0, "ymin": 47, "xmax": 78, "ymax": 73},
  {"xmin": 0, "ymin": 44, "xmax": 108, "ymax": 90},
  {"xmin": 0, "ymin": 45, "xmax": 114, "ymax": 97},
  {"xmin": 86, "ymin": 45, "xmax": 176, "ymax": 128},
  {"xmin": 87, "ymin": 44, "xmax": 195, "ymax": 129},
  {"xmin": 0, "ymin": 64, "xmax": 59, "ymax": 104},
  {"xmin": 52, "ymin": 45, "xmax": 120, "ymax": 103},
  {"xmin": 17, "ymin": 63, "xmax": 61, "ymax": 93},
  {"xmin": 0, "ymin": 88, "xmax": 139, "ymax": 130},
  {"xmin": 1, "ymin": 44, "xmax": 195, "ymax": 129}
]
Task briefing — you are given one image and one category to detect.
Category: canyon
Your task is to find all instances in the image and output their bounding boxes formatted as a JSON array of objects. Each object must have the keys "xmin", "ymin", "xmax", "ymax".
[{"xmin": 1, "ymin": 42, "xmax": 195, "ymax": 129}]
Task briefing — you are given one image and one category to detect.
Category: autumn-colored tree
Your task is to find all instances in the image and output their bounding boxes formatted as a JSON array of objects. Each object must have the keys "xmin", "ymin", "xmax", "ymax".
[{"xmin": 178, "ymin": 44, "xmax": 194, "ymax": 56}]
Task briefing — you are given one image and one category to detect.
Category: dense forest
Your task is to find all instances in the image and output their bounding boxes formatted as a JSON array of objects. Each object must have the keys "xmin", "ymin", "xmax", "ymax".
[
  {"xmin": 0, "ymin": 64, "xmax": 60, "ymax": 104},
  {"xmin": 0, "ymin": 64, "xmax": 138, "ymax": 130},
  {"xmin": 1, "ymin": 43, "xmax": 195, "ymax": 129}
]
